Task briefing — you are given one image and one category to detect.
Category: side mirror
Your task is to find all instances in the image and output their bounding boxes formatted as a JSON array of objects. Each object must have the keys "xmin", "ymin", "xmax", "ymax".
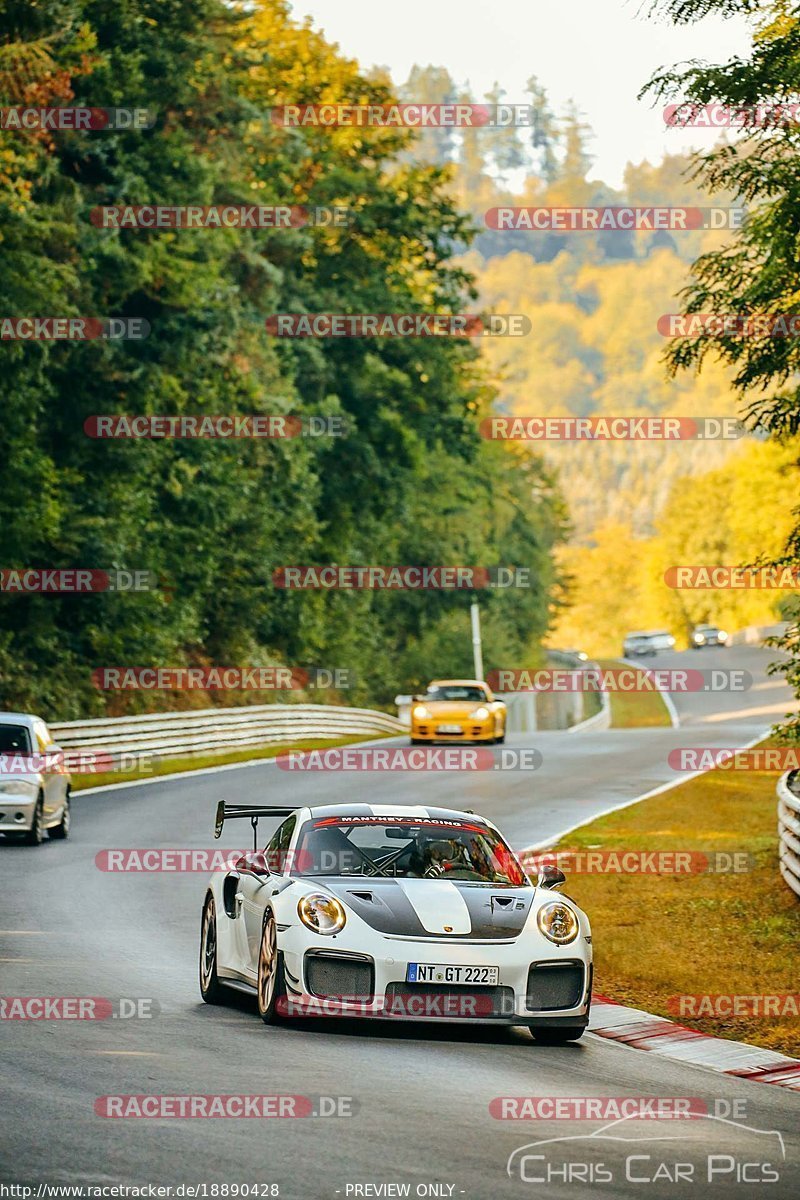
[
  {"xmin": 538, "ymin": 864, "xmax": 566, "ymax": 891},
  {"xmin": 235, "ymin": 850, "xmax": 270, "ymax": 877}
]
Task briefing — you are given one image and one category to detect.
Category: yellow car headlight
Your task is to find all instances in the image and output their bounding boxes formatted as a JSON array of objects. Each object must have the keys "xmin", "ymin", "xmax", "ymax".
[
  {"xmin": 298, "ymin": 893, "xmax": 347, "ymax": 935},
  {"xmin": 471, "ymin": 706, "xmax": 490, "ymax": 720},
  {"xmin": 413, "ymin": 705, "xmax": 432, "ymax": 719},
  {"xmin": 537, "ymin": 901, "xmax": 579, "ymax": 945}
]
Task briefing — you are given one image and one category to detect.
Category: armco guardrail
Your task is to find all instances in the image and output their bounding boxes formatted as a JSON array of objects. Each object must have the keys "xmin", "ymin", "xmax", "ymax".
[
  {"xmin": 778, "ymin": 771, "xmax": 800, "ymax": 900},
  {"xmin": 51, "ymin": 704, "xmax": 406, "ymax": 769},
  {"xmin": 505, "ymin": 653, "xmax": 610, "ymax": 734},
  {"xmin": 729, "ymin": 622, "xmax": 789, "ymax": 646}
]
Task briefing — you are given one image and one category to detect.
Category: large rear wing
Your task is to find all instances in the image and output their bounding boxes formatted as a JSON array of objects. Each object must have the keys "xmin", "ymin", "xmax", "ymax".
[{"xmin": 214, "ymin": 801, "xmax": 297, "ymax": 850}]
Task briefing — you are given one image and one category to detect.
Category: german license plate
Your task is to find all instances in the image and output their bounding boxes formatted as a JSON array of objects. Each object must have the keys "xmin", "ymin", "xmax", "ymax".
[
  {"xmin": 436, "ymin": 724, "xmax": 462, "ymax": 734},
  {"xmin": 407, "ymin": 963, "xmax": 499, "ymax": 985}
]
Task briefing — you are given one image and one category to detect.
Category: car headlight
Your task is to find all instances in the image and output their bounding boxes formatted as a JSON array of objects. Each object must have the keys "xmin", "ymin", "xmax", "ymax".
[
  {"xmin": 471, "ymin": 706, "xmax": 490, "ymax": 720},
  {"xmin": 0, "ymin": 780, "xmax": 38, "ymax": 797},
  {"xmin": 412, "ymin": 705, "xmax": 431, "ymax": 719},
  {"xmin": 693, "ymin": 634, "xmax": 704, "ymax": 643},
  {"xmin": 298, "ymin": 893, "xmax": 347, "ymax": 935},
  {"xmin": 537, "ymin": 901, "xmax": 579, "ymax": 945},
  {"xmin": 718, "ymin": 630, "xmax": 728, "ymax": 640}
]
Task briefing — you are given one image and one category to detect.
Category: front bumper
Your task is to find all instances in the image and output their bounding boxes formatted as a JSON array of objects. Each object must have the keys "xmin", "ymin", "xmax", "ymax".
[
  {"xmin": 411, "ymin": 719, "xmax": 496, "ymax": 743},
  {"xmin": 0, "ymin": 791, "xmax": 37, "ymax": 832},
  {"xmin": 278, "ymin": 924, "xmax": 592, "ymax": 1025}
]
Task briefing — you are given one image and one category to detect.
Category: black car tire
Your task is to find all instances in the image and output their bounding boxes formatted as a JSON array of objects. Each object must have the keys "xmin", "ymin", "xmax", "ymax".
[
  {"xmin": 199, "ymin": 895, "xmax": 228, "ymax": 1005},
  {"xmin": 49, "ymin": 791, "xmax": 70, "ymax": 839},
  {"xmin": 23, "ymin": 794, "xmax": 45, "ymax": 846}
]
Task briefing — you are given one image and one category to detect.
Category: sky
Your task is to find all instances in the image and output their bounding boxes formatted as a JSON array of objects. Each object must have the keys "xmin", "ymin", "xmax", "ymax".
[{"xmin": 287, "ymin": 0, "xmax": 754, "ymax": 187}]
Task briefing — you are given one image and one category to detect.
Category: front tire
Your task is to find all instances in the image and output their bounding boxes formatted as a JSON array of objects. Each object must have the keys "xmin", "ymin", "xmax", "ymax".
[
  {"xmin": 257, "ymin": 910, "xmax": 286, "ymax": 1024},
  {"xmin": 530, "ymin": 1025, "xmax": 585, "ymax": 1044},
  {"xmin": 200, "ymin": 895, "xmax": 227, "ymax": 1005},
  {"xmin": 49, "ymin": 791, "xmax": 70, "ymax": 840},
  {"xmin": 23, "ymin": 794, "xmax": 45, "ymax": 846}
]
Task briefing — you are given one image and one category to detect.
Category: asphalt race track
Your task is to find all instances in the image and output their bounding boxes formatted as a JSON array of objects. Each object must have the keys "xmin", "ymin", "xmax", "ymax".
[{"xmin": 2, "ymin": 644, "xmax": 799, "ymax": 1198}]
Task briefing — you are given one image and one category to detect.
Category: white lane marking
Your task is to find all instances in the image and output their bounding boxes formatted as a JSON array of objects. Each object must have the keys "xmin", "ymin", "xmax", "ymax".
[
  {"xmin": 520, "ymin": 729, "xmax": 770, "ymax": 853},
  {"xmin": 698, "ymin": 699, "xmax": 800, "ymax": 722},
  {"xmin": 398, "ymin": 879, "xmax": 471, "ymax": 934},
  {"xmin": 620, "ymin": 657, "xmax": 679, "ymax": 727},
  {"xmin": 76, "ymin": 735, "xmax": 405, "ymax": 796}
]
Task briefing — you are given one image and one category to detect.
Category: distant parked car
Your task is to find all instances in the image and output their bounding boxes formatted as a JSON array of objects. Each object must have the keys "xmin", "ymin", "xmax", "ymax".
[
  {"xmin": 0, "ymin": 712, "xmax": 71, "ymax": 845},
  {"xmin": 623, "ymin": 630, "xmax": 676, "ymax": 658},
  {"xmin": 691, "ymin": 624, "xmax": 729, "ymax": 649}
]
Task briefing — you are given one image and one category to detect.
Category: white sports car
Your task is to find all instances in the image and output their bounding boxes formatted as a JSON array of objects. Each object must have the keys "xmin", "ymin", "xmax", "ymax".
[{"xmin": 199, "ymin": 801, "xmax": 593, "ymax": 1043}]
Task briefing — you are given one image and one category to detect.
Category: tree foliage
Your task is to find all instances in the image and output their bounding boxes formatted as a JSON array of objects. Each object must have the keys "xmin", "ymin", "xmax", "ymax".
[{"xmin": 0, "ymin": 0, "xmax": 567, "ymax": 717}]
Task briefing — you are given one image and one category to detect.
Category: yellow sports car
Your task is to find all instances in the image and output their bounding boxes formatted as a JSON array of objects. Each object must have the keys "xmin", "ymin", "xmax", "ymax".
[{"xmin": 410, "ymin": 679, "xmax": 507, "ymax": 745}]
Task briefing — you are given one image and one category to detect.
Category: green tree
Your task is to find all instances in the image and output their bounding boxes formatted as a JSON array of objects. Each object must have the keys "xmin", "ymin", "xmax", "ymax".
[{"xmin": 642, "ymin": 0, "xmax": 800, "ymax": 735}]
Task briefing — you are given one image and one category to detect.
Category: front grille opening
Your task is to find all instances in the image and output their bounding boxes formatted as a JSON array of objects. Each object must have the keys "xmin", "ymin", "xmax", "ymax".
[
  {"xmin": 526, "ymin": 961, "xmax": 584, "ymax": 1011},
  {"xmin": 305, "ymin": 953, "xmax": 374, "ymax": 1000},
  {"xmin": 386, "ymin": 982, "xmax": 515, "ymax": 1018}
]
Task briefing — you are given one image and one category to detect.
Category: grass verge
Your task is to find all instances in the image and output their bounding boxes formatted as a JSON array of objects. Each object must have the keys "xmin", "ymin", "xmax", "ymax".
[
  {"xmin": 598, "ymin": 658, "xmax": 673, "ymax": 728},
  {"xmin": 70, "ymin": 734, "xmax": 391, "ymax": 792},
  {"xmin": 553, "ymin": 743, "xmax": 800, "ymax": 1057}
]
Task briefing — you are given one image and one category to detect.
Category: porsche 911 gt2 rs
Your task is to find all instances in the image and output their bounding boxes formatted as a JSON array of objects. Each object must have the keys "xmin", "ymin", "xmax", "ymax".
[{"xmin": 199, "ymin": 801, "xmax": 592, "ymax": 1043}]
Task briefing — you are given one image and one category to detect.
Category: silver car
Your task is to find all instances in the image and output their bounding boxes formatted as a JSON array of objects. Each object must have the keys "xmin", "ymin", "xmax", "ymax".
[
  {"xmin": 623, "ymin": 630, "xmax": 676, "ymax": 658},
  {"xmin": 0, "ymin": 712, "xmax": 71, "ymax": 845}
]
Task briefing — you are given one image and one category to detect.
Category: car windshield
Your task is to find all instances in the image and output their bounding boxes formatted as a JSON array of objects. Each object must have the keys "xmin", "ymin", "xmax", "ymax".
[
  {"xmin": 0, "ymin": 724, "xmax": 32, "ymax": 754},
  {"xmin": 425, "ymin": 686, "xmax": 487, "ymax": 702},
  {"xmin": 293, "ymin": 816, "xmax": 528, "ymax": 885}
]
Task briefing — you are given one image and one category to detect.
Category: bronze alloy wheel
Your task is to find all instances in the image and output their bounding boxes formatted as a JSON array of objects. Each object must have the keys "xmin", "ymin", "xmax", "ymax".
[{"xmin": 257, "ymin": 911, "xmax": 285, "ymax": 1023}]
